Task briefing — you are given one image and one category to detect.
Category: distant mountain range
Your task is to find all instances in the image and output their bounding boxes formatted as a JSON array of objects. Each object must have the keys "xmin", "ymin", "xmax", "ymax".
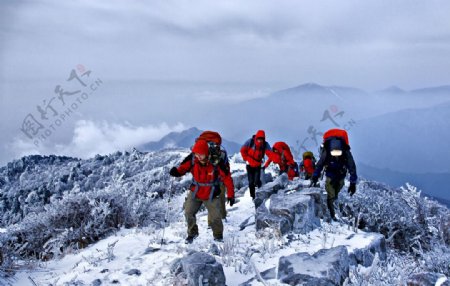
[
  {"xmin": 205, "ymin": 82, "xmax": 450, "ymax": 144},
  {"xmin": 377, "ymin": 86, "xmax": 407, "ymax": 94},
  {"xmin": 375, "ymin": 84, "xmax": 450, "ymax": 95},
  {"xmin": 269, "ymin": 82, "xmax": 368, "ymax": 100},
  {"xmin": 351, "ymin": 100, "xmax": 450, "ymax": 173},
  {"xmin": 358, "ymin": 162, "xmax": 450, "ymax": 203},
  {"xmin": 410, "ymin": 85, "xmax": 450, "ymax": 96},
  {"xmin": 138, "ymin": 127, "xmax": 242, "ymax": 155}
]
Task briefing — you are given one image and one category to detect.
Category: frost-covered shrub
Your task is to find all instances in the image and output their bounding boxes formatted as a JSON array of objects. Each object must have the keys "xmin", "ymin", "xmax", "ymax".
[
  {"xmin": 338, "ymin": 181, "xmax": 449, "ymax": 251},
  {"xmin": 1, "ymin": 184, "xmax": 182, "ymax": 260},
  {"xmin": 0, "ymin": 149, "xmax": 189, "ymax": 226},
  {"xmin": 347, "ymin": 246, "xmax": 450, "ymax": 285},
  {"xmin": 0, "ymin": 149, "xmax": 192, "ymax": 261},
  {"xmin": 337, "ymin": 181, "xmax": 450, "ymax": 276}
]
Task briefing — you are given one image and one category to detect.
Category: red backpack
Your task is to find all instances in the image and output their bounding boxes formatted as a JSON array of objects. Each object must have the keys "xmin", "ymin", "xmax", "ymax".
[
  {"xmin": 303, "ymin": 158, "xmax": 315, "ymax": 175},
  {"xmin": 197, "ymin": 131, "xmax": 222, "ymax": 145},
  {"xmin": 194, "ymin": 131, "xmax": 226, "ymax": 166},
  {"xmin": 323, "ymin": 129, "xmax": 349, "ymax": 146}
]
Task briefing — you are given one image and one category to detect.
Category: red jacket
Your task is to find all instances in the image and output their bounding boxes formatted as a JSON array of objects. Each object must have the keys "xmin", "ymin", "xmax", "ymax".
[
  {"xmin": 264, "ymin": 142, "xmax": 298, "ymax": 180},
  {"xmin": 301, "ymin": 158, "xmax": 315, "ymax": 176},
  {"xmin": 175, "ymin": 154, "xmax": 235, "ymax": 200},
  {"xmin": 264, "ymin": 142, "xmax": 295, "ymax": 169},
  {"xmin": 240, "ymin": 136, "xmax": 272, "ymax": 168}
]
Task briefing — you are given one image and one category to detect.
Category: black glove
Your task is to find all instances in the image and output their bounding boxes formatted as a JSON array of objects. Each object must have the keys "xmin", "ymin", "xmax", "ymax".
[
  {"xmin": 310, "ymin": 176, "xmax": 319, "ymax": 187},
  {"xmin": 228, "ymin": 197, "xmax": 235, "ymax": 206},
  {"xmin": 169, "ymin": 167, "xmax": 180, "ymax": 177},
  {"xmin": 348, "ymin": 183, "xmax": 356, "ymax": 196}
]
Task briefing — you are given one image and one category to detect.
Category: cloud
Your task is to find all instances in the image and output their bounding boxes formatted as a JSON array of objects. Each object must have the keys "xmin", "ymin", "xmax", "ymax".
[
  {"xmin": 2, "ymin": 1, "xmax": 450, "ymax": 98},
  {"xmin": 3, "ymin": 0, "xmax": 450, "ymax": 86},
  {"xmin": 193, "ymin": 89, "xmax": 271, "ymax": 103},
  {"xmin": 8, "ymin": 120, "xmax": 186, "ymax": 160}
]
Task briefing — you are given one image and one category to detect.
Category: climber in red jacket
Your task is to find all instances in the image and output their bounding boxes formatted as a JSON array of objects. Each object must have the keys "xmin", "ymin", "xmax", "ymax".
[
  {"xmin": 170, "ymin": 139, "xmax": 235, "ymax": 243},
  {"xmin": 264, "ymin": 141, "xmax": 299, "ymax": 180},
  {"xmin": 240, "ymin": 130, "xmax": 272, "ymax": 199},
  {"xmin": 299, "ymin": 151, "xmax": 316, "ymax": 180}
]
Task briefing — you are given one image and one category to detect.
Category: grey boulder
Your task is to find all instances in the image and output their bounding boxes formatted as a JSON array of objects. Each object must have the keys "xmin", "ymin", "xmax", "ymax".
[
  {"xmin": 170, "ymin": 251, "xmax": 226, "ymax": 286},
  {"xmin": 277, "ymin": 246, "xmax": 350, "ymax": 286}
]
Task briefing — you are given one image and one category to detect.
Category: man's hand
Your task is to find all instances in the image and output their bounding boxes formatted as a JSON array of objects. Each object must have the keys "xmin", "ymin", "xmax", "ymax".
[
  {"xmin": 227, "ymin": 197, "xmax": 235, "ymax": 206},
  {"xmin": 348, "ymin": 183, "xmax": 356, "ymax": 196}
]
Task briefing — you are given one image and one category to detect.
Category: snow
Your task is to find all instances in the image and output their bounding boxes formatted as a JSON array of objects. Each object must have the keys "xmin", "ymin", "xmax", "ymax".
[
  {"xmin": 14, "ymin": 178, "xmax": 382, "ymax": 286},
  {"xmin": 327, "ymin": 87, "xmax": 344, "ymax": 100},
  {"xmin": 1, "ymin": 148, "xmax": 447, "ymax": 286},
  {"xmin": 0, "ymin": 143, "xmax": 448, "ymax": 286},
  {"xmin": 436, "ymin": 276, "xmax": 449, "ymax": 286}
]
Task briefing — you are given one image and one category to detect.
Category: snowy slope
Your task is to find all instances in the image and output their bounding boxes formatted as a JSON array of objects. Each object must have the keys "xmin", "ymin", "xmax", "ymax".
[
  {"xmin": 13, "ymin": 197, "xmax": 383, "ymax": 285},
  {"xmin": 14, "ymin": 160, "xmax": 383, "ymax": 286},
  {"xmin": 1, "ymin": 149, "xmax": 448, "ymax": 285}
]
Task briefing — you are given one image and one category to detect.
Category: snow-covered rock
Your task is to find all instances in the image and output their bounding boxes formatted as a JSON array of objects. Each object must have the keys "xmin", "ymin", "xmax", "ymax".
[
  {"xmin": 171, "ymin": 251, "xmax": 226, "ymax": 286},
  {"xmin": 239, "ymin": 267, "xmax": 277, "ymax": 285},
  {"xmin": 301, "ymin": 187, "xmax": 328, "ymax": 219},
  {"xmin": 255, "ymin": 202, "xmax": 292, "ymax": 235},
  {"xmin": 277, "ymin": 246, "xmax": 349, "ymax": 285},
  {"xmin": 270, "ymin": 191, "xmax": 320, "ymax": 234},
  {"xmin": 255, "ymin": 188, "xmax": 320, "ymax": 235},
  {"xmin": 406, "ymin": 272, "xmax": 449, "ymax": 286},
  {"xmin": 254, "ymin": 174, "xmax": 288, "ymax": 209},
  {"xmin": 348, "ymin": 233, "xmax": 386, "ymax": 267}
]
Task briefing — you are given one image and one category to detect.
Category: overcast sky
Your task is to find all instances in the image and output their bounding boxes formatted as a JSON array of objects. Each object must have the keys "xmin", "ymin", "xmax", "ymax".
[
  {"xmin": 1, "ymin": 0, "xmax": 450, "ymax": 165},
  {"xmin": 2, "ymin": 0, "xmax": 450, "ymax": 89}
]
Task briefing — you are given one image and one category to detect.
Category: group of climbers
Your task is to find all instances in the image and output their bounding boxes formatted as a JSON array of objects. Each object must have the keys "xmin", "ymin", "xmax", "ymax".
[
  {"xmin": 169, "ymin": 128, "xmax": 357, "ymax": 243},
  {"xmin": 240, "ymin": 131, "xmax": 316, "ymax": 184}
]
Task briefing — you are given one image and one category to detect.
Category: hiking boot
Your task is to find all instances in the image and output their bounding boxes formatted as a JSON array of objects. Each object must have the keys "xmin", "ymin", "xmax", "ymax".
[
  {"xmin": 213, "ymin": 237, "xmax": 223, "ymax": 243},
  {"xmin": 185, "ymin": 234, "xmax": 198, "ymax": 244}
]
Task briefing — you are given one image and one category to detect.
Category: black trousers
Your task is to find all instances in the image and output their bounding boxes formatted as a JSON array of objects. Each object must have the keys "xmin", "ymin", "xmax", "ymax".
[{"xmin": 246, "ymin": 165, "xmax": 262, "ymax": 199}]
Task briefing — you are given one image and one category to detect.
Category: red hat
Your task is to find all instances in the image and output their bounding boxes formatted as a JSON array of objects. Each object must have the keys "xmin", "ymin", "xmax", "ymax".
[
  {"xmin": 192, "ymin": 140, "xmax": 209, "ymax": 156},
  {"xmin": 255, "ymin": 130, "xmax": 265, "ymax": 139}
]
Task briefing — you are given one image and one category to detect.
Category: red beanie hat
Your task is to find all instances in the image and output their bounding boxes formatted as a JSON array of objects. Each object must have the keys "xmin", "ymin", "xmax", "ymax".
[
  {"xmin": 192, "ymin": 140, "xmax": 209, "ymax": 156},
  {"xmin": 255, "ymin": 130, "xmax": 266, "ymax": 139}
]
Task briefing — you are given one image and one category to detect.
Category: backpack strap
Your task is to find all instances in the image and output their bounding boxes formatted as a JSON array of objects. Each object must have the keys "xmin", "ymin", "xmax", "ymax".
[
  {"xmin": 190, "ymin": 163, "xmax": 220, "ymax": 201},
  {"xmin": 248, "ymin": 136, "xmax": 266, "ymax": 163}
]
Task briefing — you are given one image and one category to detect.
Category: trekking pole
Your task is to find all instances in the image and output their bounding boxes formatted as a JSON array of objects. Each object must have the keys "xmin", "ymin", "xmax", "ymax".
[{"xmin": 160, "ymin": 175, "xmax": 175, "ymax": 247}]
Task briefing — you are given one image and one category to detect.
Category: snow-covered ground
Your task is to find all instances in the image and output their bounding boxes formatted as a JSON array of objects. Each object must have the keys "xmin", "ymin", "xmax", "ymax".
[
  {"xmin": 14, "ymin": 179, "xmax": 382, "ymax": 285},
  {"xmin": 4, "ymin": 151, "xmax": 446, "ymax": 285}
]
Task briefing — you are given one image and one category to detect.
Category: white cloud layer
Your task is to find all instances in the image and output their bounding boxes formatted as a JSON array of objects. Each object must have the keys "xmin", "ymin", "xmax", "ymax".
[{"xmin": 8, "ymin": 120, "xmax": 186, "ymax": 160}]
